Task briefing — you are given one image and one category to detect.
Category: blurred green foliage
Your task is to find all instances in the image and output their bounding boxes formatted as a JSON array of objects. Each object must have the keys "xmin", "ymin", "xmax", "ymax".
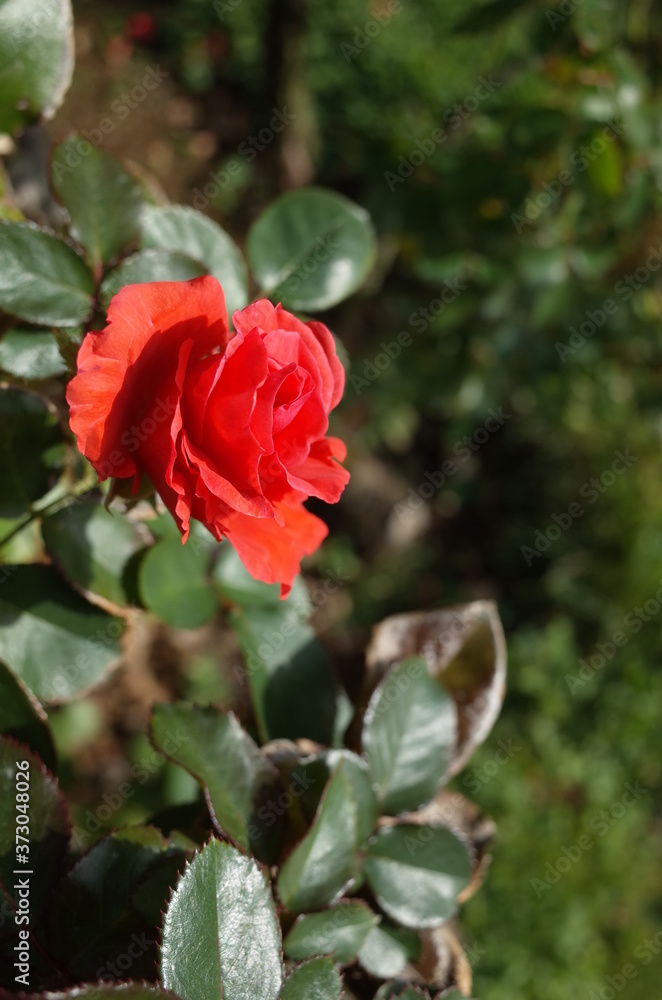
[
  {"xmin": 164, "ymin": 0, "xmax": 662, "ymax": 995},
  {"xmin": 33, "ymin": 0, "xmax": 662, "ymax": 995}
]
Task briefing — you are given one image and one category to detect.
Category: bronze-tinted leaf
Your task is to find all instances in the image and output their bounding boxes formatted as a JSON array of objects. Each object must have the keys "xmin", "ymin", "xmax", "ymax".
[{"xmin": 365, "ymin": 601, "xmax": 506, "ymax": 775}]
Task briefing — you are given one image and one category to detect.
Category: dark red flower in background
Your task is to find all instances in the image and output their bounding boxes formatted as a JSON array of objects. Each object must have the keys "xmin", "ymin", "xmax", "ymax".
[{"xmin": 66, "ymin": 277, "xmax": 349, "ymax": 595}]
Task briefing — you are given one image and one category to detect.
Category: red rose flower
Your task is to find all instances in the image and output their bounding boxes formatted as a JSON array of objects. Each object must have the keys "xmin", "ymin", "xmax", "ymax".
[{"xmin": 66, "ymin": 277, "xmax": 349, "ymax": 595}]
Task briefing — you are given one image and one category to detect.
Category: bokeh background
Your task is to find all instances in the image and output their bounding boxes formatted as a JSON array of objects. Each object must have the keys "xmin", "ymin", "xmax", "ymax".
[{"xmin": 10, "ymin": 0, "xmax": 662, "ymax": 996}]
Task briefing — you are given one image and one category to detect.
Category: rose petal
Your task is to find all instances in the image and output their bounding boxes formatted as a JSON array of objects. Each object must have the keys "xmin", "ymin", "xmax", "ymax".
[
  {"xmin": 285, "ymin": 437, "xmax": 351, "ymax": 503},
  {"xmin": 222, "ymin": 501, "xmax": 329, "ymax": 596},
  {"xmin": 135, "ymin": 338, "xmax": 196, "ymax": 540},
  {"xmin": 67, "ymin": 276, "xmax": 229, "ymax": 481}
]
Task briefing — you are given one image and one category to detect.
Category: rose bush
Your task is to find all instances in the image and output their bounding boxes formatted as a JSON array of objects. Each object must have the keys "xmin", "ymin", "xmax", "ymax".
[{"xmin": 67, "ymin": 276, "xmax": 349, "ymax": 594}]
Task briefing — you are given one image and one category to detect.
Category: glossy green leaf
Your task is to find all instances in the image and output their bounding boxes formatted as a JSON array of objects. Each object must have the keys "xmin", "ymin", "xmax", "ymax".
[
  {"xmin": 100, "ymin": 249, "xmax": 206, "ymax": 306},
  {"xmin": 277, "ymin": 763, "xmax": 358, "ymax": 912},
  {"xmin": 42, "ymin": 501, "xmax": 144, "ymax": 606},
  {"xmin": 284, "ymin": 900, "xmax": 378, "ymax": 964},
  {"xmin": 160, "ymin": 839, "xmax": 283, "ymax": 1000},
  {"xmin": 0, "ymin": 329, "xmax": 66, "ymax": 380},
  {"xmin": 0, "ymin": 660, "xmax": 55, "ymax": 770},
  {"xmin": 364, "ymin": 824, "xmax": 472, "ymax": 929},
  {"xmin": 290, "ymin": 749, "xmax": 378, "ymax": 846},
  {"xmin": 362, "ymin": 658, "xmax": 457, "ymax": 814},
  {"xmin": 52, "ymin": 137, "xmax": 144, "ymax": 270},
  {"xmin": 357, "ymin": 923, "xmax": 421, "ymax": 979},
  {"xmin": 0, "ymin": 222, "xmax": 93, "ymax": 326},
  {"xmin": 140, "ymin": 205, "xmax": 248, "ymax": 317},
  {"xmin": 0, "ymin": 565, "xmax": 123, "ymax": 702},
  {"xmin": 139, "ymin": 536, "xmax": 217, "ymax": 629},
  {"xmin": 0, "ymin": 387, "xmax": 62, "ymax": 518},
  {"xmin": 279, "ymin": 958, "xmax": 342, "ymax": 1000},
  {"xmin": 0, "ymin": 737, "xmax": 70, "ymax": 928},
  {"xmin": 150, "ymin": 702, "xmax": 279, "ymax": 855},
  {"xmin": 230, "ymin": 602, "xmax": 338, "ymax": 745},
  {"xmin": 246, "ymin": 187, "xmax": 376, "ymax": 311},
  {"xmin": 0, "ymin": 0, "xmax": 74, "ymax": 134},
  {"xmin": 47, "ymin": 827, "xmax": 185, "ymax": 982}
]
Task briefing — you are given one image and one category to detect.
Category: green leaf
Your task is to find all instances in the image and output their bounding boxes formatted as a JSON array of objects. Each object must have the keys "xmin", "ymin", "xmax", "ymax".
[
  {"xmin": 279, "ymin": 958, "xmax": 342, "ymax": 1000},
  {"xmin": 362, "ymin": 658, "xmax": 457, "ymax": 814},
  {"xmin": 0, "ymin": 0, "xmax": 74, "ymax": 134},
  {"xmin": 0, "ymin": 565, "xmax": 123, "ymax": 702},
  {"xmin": 246, "ymin": 187, "xmax": 376, "ymax": 311},
  {"xmin": 42, "ymin": 501, "xmax": 145, "ymax": 606},
  {"xmin": 0, "ymin": 737, "xmax": 70, "ymax": 929},
  {"xmin": 366, "ymin": 602, "xmax": 507, "ymax": 776},
  {"xmin": 52, "ymin": 137, "xmax": 144, "ymax": 270},
  {"xmin": 160, "ymin": 839, "xmax": 283, "ymax": 1000},
  {"xmin": 358, "ymin": 923, "xmax": 421, "ymax": 979},
  {"xmin": 0, "ymin": 660, "xmax": 55, "ymax": 770},
  {"xmin": 0, "ymin": 387, "xmax": 62, "ymax": 518},
  {"xmin": 150, "ymin": 702, "xmax": 279, "ymax": 856},
  {"xmin": 140, "ymin": 205, "xmax": 248, "ymax": 317},
  {"xmin": 230, "ymin": 602, "xmax": 338, "ymax": 745},
  {"xmin": 0, "ymin": 329, "xmax": 66, "ymax": 380},
  {"xmin": 364, "ymin": 824, "xmax": 472, "ymax": 929},
  {"xmin": 326, "ymin": 751, "xmax": 378, "ymax": 846},
  {"xmin": 100, "ymin": 249, "xmax": 206, "ymax": 306},
  {"xmin": 47, "ymin": 827, "xmax": 186, "ymax": 982},
  {"xmin": 139, "ymin": 536, "xmax": 217, "ymax": 629},
  {"xmin": 290, "ymin": 750, "xmax": 378, "ymax": 846},
  {"xmin": 277, "ymin": 763, "xmax": 358, "ymax": 912},
  {"xmin": 284, "ymin": 900, "xmax": 378, "ymax": 964},
  {"xmin": 0, "ymin": 221, "xmax": 93, "ymax": 326}
]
